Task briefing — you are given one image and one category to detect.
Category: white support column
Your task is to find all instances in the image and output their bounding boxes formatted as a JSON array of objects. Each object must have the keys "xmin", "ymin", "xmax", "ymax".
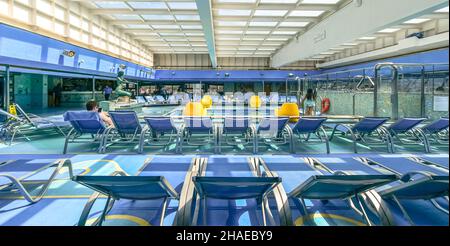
[{"xmin": 271, "ymin": 0, "xmax": 449, "ymax": 68}]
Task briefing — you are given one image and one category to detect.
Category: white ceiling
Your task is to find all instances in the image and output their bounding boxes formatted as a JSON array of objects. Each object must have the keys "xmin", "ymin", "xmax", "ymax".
[
  {"xmin": 80, "ymin": 0, "xmax": 448, "ymax": 61},
  {"xmin": 80, "ymin": 0, "xmax": 346, "ymax": 57}
]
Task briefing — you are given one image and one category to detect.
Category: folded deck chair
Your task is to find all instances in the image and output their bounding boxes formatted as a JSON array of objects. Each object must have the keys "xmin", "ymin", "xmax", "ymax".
[
  {"xmin": 288, "ymin": 158, "xmax": 397, "ymax": 226},
  {"xmin": 362, "ymin": 157, "xmax": 449, "ymax": 225},
  {"xmin": 0, "ymin": 105, "xmax": 68, "ymax": 145},
  {"xmin": 192, "ymin": 176, "xmax": 281, "ymax": 226},
  {"xmin": 255, "ymin": 117, "xmax": 291, "ymax": 154},
  {"xmin": 386, "ymin": 118, "xmax": 427, "ymax": 153},
  {"xmin": 289, "ymin": 117, "xmax": 329, "ymax": 154},
  {"xmin": 178, "ymin": 117, "xmax": 217, "ymax": 153},
  {"xmin": 218, "ymin": 117, "xmax": 257, "ymax": 153},
  {"xmin": 63, "ymin": 111, "xmax": 112, "ymax": 154},
  {"xmin": 73, "ymin": 175, "xmax": 179, "ymax": 226},
  {"xmin": 420, "ymin": 118, "xmax": 449, "ymax": 151},
  {"xmin": 139, "ymin": 117, "xmax": 179, "ymax": 153},
  {"xmin": 104, "ymin": 111, "xmax": 144, "ymax": 154},
  {"xmin": 0, "ymin": 159, "xmax": 73, "ymax": 203},
  {"xmin": 330, "ymin": 117, "xmax": 391, "ymax": 153}
]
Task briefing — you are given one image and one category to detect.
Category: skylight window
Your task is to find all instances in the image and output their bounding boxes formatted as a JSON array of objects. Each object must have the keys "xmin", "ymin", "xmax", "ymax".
[
  {"xmin": 95, "ymin": 2, "xmax": 129, "ymax": 9},
  {"xmin": 254, "ymin": 10, "xmax": 288, "ymax": 16},
  {"xmin": 302, "ymin": 0, "xmax": 341, "ymax": 4},
  {"xmin": 378, "ymin": 28, "xmax": 400, "ymax": 33},
  {"xmin": 249, "ymin": 22, "xmax": 278, "ymax": 27},
  {"xmin": 113, "ymin": 14, "xmax": 141, "ymax": 20},
  {"xmin": 217, "ymin": 30, "xmax": 244, "ymax": 34},
  {"xmin": 217, "ymin": 9, "xmax": 251, "ymax": 16},
  {"xmin": 216, "ymin": 21, "xmax": 247, "ymax": 26},
  {"xmin": 272, "ymin": 31, "xmax": 297, "ymax": 35},
  {"xmin": 358, "ymin": 36, "xmax": 376, "ymax": 40},
  {"xmin": 152, "ymin": 25, "xmax": 180, "ymax": 29},
  {"xmin": 279, "ymin": 22, "xmax": 309, "ymax": 27},
  {"xmin": 246, "ymin": 30, "xmax": 271, "ymax": 34},
  {"xmin": 260, "ymin": 0, "xmax": 297, "ymax": 3},
  {"xmin": 175, "ymin": 15, "xmax": 201, "ymax": 21},
  {"xmin": 435, "ymin": 6, "xmax": 449, "ymax": 13},
  {"xmin": 404, "ymin": 18, "xmax": 430, "ymax": 24},
  {"xmin": 167, "ymin": 2, "xmax": 197, "ymax": 10},
  {"xmin": 127, "ymin": 2, "xmax": 167, "ymax": 9},
  {"xmin": 142, "ymin": 15, "xmax": 174, "ymax": 20},
  {"xmin": 290, "ymin": 10, "xmax": 324, "ymax": 17}
]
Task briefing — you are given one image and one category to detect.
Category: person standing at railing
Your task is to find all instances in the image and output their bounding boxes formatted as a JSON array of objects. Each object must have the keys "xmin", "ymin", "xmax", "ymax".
[{"xmin": 300, "ymin": 88, "xmax": 317, "ymax": 116}]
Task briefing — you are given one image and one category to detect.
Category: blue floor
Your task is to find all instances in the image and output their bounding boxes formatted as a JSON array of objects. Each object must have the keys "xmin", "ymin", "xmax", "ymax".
[{"xmin": 0, "ymin": 153, "xmax": 448, "ymax": 226}]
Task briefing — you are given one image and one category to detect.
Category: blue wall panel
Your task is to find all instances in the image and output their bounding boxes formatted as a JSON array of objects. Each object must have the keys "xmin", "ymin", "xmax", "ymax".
[
  {"xmin": 0, "ymin": 23, "xmax": 155, "ymax": 80},
  {"xmin": 320, "ymin": 48, "xmax": 449, "ymax": 74}
]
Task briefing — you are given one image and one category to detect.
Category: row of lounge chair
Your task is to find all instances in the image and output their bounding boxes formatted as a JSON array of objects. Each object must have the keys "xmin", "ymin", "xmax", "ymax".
[
  {"xmin": 3, "ymin": 155, "xmax": 446, "ymax": 226},
  {"xmin": 62, "ymin": 110, "xmax": 449, "ymax": 154},
  {"xmin": 136, "ymin": 93, "xmax": 298, "ymax": 106},
  {"xmin": 1, "ymin": 104, "xmax": 70, "ymax": 145}
]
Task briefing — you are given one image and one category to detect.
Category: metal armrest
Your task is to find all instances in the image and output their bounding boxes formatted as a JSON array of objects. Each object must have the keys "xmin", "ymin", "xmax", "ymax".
[{"xmin": 400, "ymin": 171, "xmax": 434, "ymax": 183}]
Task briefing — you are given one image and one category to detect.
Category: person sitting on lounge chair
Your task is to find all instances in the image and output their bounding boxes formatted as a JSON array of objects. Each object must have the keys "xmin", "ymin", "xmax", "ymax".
[{"xmin": 86, "ymin": 100, "xmax": 113, "ymax": 127}]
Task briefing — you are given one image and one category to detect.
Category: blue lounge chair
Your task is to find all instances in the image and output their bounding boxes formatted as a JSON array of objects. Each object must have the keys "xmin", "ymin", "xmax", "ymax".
[
  {"xmin": 386, "ymin": 118, "xmax": 428, "ymax": 153},
  {"xmin": 178, "ymin": 117, "xmax": 217, "ymax": 153},
  {"xmin": 63, "ymin": 111, "xmax": 112, "ymax": 154},
  {"xmin": 288, "ymin": 117, "xmax": 329, "ymax": 154},
  {"xmin": 361, "ymin": 157, "xmax": 449, "ymax": 225},
  {"xmin": 410, "ymin": 155, "xmax": 449, "ymax": 170},
  {"xmin": 255, "ymin": 117, "xmax": 291, "ymax": 154},
  {"xmin": 105, "ymin": 111, "xmax": 144, "ymax": 153},
  {"xmin": 0, "ymin": 159, "xmax": 73, "ymax": 203},
  {"xmin": 72, "ymin": 175, "xmax": 179, "ymax": 226},
  {"xmin": 192, "ymin": 176, "xmax": 281, "ymax": 226},
  {"xmin": 218, "ymin": 117, "xmax": 257, "ymax": 153},
  {"xmin": 329, "ymin": 117, "xmax": 391, "ymax": 153},
  {"xmin": 0, "ymin": 104, "xmax": 69, "ymax": 145},
  {"xmin": 420, "ymin": 118, "xmax": 449, "ymax": 151},
  {"xmin": 287, "ymin": 157, "xmax": 397, "ymax": 226},
  {"xmin": 139, "ymin": 117, "xmax": 179, "ymax": 153}
]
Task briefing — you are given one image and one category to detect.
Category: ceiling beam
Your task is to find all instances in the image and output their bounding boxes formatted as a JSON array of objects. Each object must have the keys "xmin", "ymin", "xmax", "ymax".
[
  {"xmin": 272, "ymin": 0, "xmax": 449, "ymax": 68},
  {"xmin": 195, "ymin": 0, "xmax": 217, "ymax": 68}
]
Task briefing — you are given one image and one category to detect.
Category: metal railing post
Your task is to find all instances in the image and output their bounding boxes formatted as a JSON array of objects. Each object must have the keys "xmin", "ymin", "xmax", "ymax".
[{"xmin": 5, "ymin": 65, "xmax": 10, "ymax": 110}]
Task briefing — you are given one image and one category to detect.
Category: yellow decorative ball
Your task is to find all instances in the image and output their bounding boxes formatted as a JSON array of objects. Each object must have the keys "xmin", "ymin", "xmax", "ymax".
[
  {"xmin": 249, "ymin": 95, "xmax": 262, "ymax": 108},
  {"xmin": 276, "ymin": 103, "xmax": 300, "ymax": 123},
  {"xmin": 201, "ymin": 95, "xmax": 213, "ymax": 108},
  {"xmin": 183, "ymin": 102, "xmax": 206, "ymax": 116}
]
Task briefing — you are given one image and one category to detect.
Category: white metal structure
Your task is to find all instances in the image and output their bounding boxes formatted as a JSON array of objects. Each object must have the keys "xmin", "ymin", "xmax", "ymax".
[{"xmin": 0, "ymin": 0, "xmax": 448, "ymax": 68}]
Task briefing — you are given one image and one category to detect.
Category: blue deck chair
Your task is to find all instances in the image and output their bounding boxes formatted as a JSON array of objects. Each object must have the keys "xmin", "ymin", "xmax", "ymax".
[
  {"xmin": 362, "ymin": 157, "xmax": 449, "ymax": 225},
  {"xmin": 63, "ymin": 111, "xmax": 112, "ymax": 154},
  {"xmin": 0, "ymin": 159, "xmax": 73, "ymax": 203},
  {"xmin": 410, "ymin": 156, "xmax": 449, "ymax": 170},
  {"xmin": 192, "ymin": 176, "xmax": 281, "ymax": 226},
  {"xmin": 218, "ymin": 117, "xmax": 257, "ymax": 153},
  {"xmin": 287, "ymin": 158, "xmax": 397, "ymax": 226},
  {"xmin": 105, "ymin": 111, "xmax": 144, "ymax": 153},
  {"xmin": 330, "ymin": 117, "xmax": 391, "ymax": 153},
  {"xmin": 72, "ymin": 175, "xmax": 179, "ymax": 226},
  {"xmin": 386, "ymin": 118, "xmax": 427, "ymax": 153},
  {"xmin": 255, "ymin": 117, "xmax": 291, "ymax": 153},
  {"xmin": 289, "ymin": 117, "xmax": 330, "ymax": 154},
  {"xmin": 178, "ymin": 117, "xmax": 217, "ymax": 153},
  {"xmin": 420, "ymin": 118, "xmax": 449, "ymax": 151},
  {"xmin": 139, "ymin": 117, "xmax": 179, "ymax": 153}
]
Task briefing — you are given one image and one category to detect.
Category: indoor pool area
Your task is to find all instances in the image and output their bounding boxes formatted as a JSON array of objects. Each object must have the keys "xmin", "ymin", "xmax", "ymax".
[{"xmin": 0, "ymin": 0, "xmax": 449, "ymax": 233}]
